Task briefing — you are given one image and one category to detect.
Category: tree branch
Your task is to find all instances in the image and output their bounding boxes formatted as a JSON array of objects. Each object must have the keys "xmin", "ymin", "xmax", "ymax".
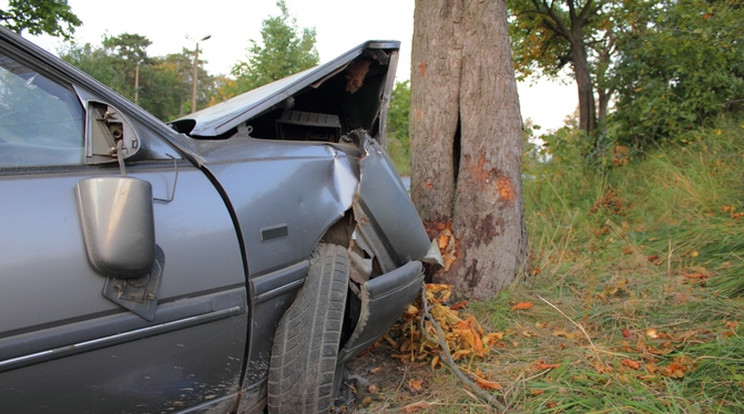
[{"xmin": 419, "ymin": 287, "xmax": 509, "ymax": 413}]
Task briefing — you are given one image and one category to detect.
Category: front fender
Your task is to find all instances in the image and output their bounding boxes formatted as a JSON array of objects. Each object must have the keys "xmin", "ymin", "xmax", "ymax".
[
  {"xmin": 337, "ymin": 260, "xmax": 423, "ymax": 364},
  {"xmin": 353, "ymin": 134, "xmax": 432, "ymax": 272}
]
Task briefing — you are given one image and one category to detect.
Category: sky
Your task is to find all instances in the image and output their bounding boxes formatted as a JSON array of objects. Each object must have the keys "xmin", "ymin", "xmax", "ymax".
[{"xmin": 9, "ymin": 0, "xmax": 576, "ymax": 131}]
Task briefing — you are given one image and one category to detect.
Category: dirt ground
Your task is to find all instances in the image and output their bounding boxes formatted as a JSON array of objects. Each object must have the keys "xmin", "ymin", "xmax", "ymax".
[{"xmin": 340, "ymin": 344, "xmax": 488, "ymax": 413}]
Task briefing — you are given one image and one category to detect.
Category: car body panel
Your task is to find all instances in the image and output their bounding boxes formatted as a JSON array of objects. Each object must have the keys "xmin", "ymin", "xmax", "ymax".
[
  {"xmin": 0, "ymin": 26, "xmax": 432, "ymax": 413},
  {"xmin": 0, "ymin": 165, "xmax": 248, "ymax": 412}
]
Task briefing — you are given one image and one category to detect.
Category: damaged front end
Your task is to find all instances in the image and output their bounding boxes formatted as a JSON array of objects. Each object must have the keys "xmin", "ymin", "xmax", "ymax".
[
  {"xmin": 168, "ymin": 40, "xmax": 441, "ymax": 411},
  {"xmin": 339, "ymin": 129, "xmax": 440, "ymax": 365}
]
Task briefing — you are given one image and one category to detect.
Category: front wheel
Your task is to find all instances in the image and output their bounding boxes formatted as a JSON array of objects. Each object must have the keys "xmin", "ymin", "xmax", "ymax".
[{"xmin": 267, "ymin": 243, "xmax": 349, "ymax": 413}]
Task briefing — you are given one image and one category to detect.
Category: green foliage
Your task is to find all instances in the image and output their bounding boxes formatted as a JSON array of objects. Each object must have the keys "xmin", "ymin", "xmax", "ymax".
[
  {"xmin": 611, "ymin": 0, "xmax": 744, "ymax": 146},
  {"xmin": 507, "ymin": 0, "xmax": 576, "ymax": 81},
  {"xmin": 61, "ymin": 35, "xmax": 215, "ymax": 121},
  {"xmin": 59, "ymin": 42, "xmax": 117, "ymax": 86},
  {"xmin": 225, "ymin": 0, "xmax": 318, "ymax": 98},
  {"xmin": 0, "ymin": 0, "xmax": 80, "ymax": 40},
  {"xmin": 386, "ymin": 80, "xmax": 411, "ymax": 176},
  {"xmin": 506, "ymin": 0, "xmax": 652, "ymax": 133},
  {"xmin": 99, "ymin": 33, "xmax": 152, "ymax": 99}
]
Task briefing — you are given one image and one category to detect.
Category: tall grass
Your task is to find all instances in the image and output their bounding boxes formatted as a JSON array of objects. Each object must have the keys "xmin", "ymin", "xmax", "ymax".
[{"xmin": 496, "ymin": 114, "xmax": 744, "ymax": 412}]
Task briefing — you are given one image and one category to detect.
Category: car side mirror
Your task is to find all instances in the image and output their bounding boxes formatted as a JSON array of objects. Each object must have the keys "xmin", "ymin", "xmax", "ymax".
[{"xmin": 75, "ymin": 177, "xmax": 155, "ymax": 279}]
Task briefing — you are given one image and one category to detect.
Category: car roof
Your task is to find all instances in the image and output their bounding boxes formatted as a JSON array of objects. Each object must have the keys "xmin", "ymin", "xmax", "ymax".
[{"xmin": 170, "ymin": 40, "xmax": 400, "ymax": 138}]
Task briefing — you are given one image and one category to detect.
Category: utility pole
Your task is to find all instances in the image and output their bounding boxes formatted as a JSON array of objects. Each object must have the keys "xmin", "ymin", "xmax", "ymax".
[
  {"xmin": 134, "ymin": 60, "xmax": 142, "ymax": 104},
  {"xmin": 188, "ymin": 34, "xmax": 211, "ymax": 113}
]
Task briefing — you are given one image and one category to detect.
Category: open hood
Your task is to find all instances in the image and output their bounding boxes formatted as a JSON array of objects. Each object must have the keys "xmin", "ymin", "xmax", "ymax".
[{"xmin": 171, "ymin": 41, "xmax": 399, "ymax": 142}]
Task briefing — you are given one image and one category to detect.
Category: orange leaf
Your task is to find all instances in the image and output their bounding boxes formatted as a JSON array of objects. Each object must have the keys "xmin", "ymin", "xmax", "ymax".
[
  {"xmin": 402, "ymin": 401, "xmax": 429, "ymax": 413},
  {"xmin": 530, "ymin": 389, "xmax": 545, "ymax": 395},
  {"xmin": 511, "ymin": 302, "xmax": 534, "ymax": 310},
  {"xmin": 472, "ymin": 374, "xmax": 503, "ymax": 390},
  {"xmin": 535, "ymin": 359, "xmax": 561, "ymax": 370},
  {"xmin": 662, "ymin": 362, "xmax": 687, "ymax": 378},
  {"xmin": 483, "ymin": 332, "xmax": 505, "ymax": 345},
  {"xmin": 450, "ymin": 300, "xmax": 468, "ymax": 310},
  {"xmin": 622, "ymin": 359, "xmax": 642, "ymax": 370},
  {"xmin": 408, "ymin": 379, "xmax": 424, "ymax": 392},
  {"xmin": 622, "ymin": 329, "xmax": 631, "ymax": 338}
]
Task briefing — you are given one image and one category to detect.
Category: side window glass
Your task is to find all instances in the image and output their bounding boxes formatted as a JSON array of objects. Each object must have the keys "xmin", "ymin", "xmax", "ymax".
[{"xmin": 0, "ymin": 52, "xmax": 84, "ymax": 168}]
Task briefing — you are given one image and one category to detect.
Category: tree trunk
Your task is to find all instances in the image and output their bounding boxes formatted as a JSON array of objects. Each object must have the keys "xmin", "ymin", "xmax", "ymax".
[
  {"xmin": 410, "ymin": 0, "xmax": 529, "ymax": 300},
  {"xmin": 570, "ymin": 31, "xmax": 597, "ymax": 134}
]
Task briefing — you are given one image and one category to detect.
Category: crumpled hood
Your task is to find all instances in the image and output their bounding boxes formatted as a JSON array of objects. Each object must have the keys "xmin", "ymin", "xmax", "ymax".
[{"xmin": 171, "ymin": 40, "xmax": 400, "ymax": 139}]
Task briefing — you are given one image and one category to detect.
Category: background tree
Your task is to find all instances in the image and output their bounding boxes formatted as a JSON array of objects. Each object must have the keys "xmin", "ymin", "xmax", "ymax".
[
  {"xmin": 0, "ymin": 0, "xmax": 80, "ymax": 40},
  {"xmin": 386, "ymin": 80, "xmax": 411, "ymax": 175},
  {"xmin": 222, "ymin": 0, "xmax": 318, "ymax": 99},
  {"xmin": 410, "ymin": 0, "xmax": 529, "ymax": 299},
  {"xmin": 61, "ymin": 35, "xmax": 215, "ymax": 121},
  {"xmin": 507, "ymin": 0, "xmax": 653, "ymax": 137},
  {"xmin": 100, "ymin": 33, "xmax": 152, "ymax": 99},
  {"xmin": 508, "ymin": 0, "xmax": 602, "ymax": 134},
  {"xmin": 610, "ymin": 0, "xmax": 744, "ymax": 146}
]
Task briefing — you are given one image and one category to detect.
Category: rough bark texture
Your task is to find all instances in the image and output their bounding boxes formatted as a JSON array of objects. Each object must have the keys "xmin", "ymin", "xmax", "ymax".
[{"xmin": 410, "ymin": 0, "xmax": 529, "ymax": 300}]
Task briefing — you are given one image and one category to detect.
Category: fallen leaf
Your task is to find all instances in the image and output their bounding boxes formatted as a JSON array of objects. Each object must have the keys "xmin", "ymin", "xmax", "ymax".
[
  {"xmin": 646, "ymin": 328, "xmax": 659, "ymax": 339},
  {"xmin": 450, "ymin": 300, "xmax": 468, "ymax": 310},
  {"xmin": 645, "ymin": 361, "xmax": 659, "ymax": 374},
  {"xmin": 622, "ymin": 359, "xmax": 642, "ymax": 370},
  {"xmin": 472, "ymin": 373, "xmax": 502, "ymax": 390},
  {"xmin": 530, "ymin": 389, "xmax": 545, "ymax": 395},
  {"xmin": 369, "ymin": 366, "xmax": 383, "ymax": 375},
  {"xmin": 662, "ymin": 362, "xmax": 687, "ymax": 378},
  {"xmin": 451, "ymin": 349, "xmax": 472, "ymax": 360},
  {"xmin": 535, "ymin": 359, "xmax": 561, "ymax": 370},
  {"xmin": 430, "ymin": 354, "xmax": 440, "ymax": 369},
  {"xmin": 408, "ymin": 379, "xmax": 424, "ymax": 393},
  {"xmin": 402, "ymin": 401, "xmax": 429, "ymax": 413},
  {"xmin": 382, "ymin": 334, "xmax": 399, "ymax": 348},
  {"xmin": 622, "ymin": 329, "xmax": 631, "ymax": 338},
  {"xmin": 482, "ymin": 332, "xmax": 505, "ymax": 345},
  {"xmin": 511, "ymin": 302, "xmax": 534, "ymax": 310},
  {"xmin": 368, "ymin": 385, "xmax": 377, "ymax": 393}
]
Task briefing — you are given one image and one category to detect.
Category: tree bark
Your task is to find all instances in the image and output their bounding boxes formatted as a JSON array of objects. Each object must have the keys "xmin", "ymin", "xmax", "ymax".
[
  {"xmin": 569, "ymin": 30, "xmax": 597, "ymax": 134},
  {"xmin": 410, "ymin": 0, "xmax": 529, "ymax": 300}
]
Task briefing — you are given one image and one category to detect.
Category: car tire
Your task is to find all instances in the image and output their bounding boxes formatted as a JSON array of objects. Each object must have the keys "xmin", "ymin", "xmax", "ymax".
[{"xmin": 267, "ymin": 243, "xmax": 350, "ymax": 413}]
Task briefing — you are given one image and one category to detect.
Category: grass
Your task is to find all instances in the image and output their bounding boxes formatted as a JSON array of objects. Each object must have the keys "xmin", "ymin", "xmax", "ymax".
[{"xmin": 353, "ymin": 115, "xmax": 744, "ymax": 413}]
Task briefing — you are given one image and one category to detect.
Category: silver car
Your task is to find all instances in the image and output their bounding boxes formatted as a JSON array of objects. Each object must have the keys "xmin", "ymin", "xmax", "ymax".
[{"xmin": 0, "ymin": 26, "xmax": 434, "ymax": 414}]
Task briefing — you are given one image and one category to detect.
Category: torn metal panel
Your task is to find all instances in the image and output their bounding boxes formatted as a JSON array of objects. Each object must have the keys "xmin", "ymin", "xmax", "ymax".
[
  {"xmin": 353, "ymin": 132, "xmax": 432, "ymax": 268},
  {"xmin": 337, "ymin": 260, "xmax": 424, "ymax": 365}
]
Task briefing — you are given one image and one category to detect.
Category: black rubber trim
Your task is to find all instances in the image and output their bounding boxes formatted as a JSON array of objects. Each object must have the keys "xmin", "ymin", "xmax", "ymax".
[{"xmin": 251, "ymin": 261, "xmax": 309, "ymax": 304}]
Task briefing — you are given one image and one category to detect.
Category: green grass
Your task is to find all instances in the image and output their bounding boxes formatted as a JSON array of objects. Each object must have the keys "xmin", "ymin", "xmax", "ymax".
[
  {"xmin": 356, "ymin": 115, "xmax": 744, "ymax": 413},
  {"xmin": 493, "ymin": 114, "xmax": 744, "ymax": 413}
]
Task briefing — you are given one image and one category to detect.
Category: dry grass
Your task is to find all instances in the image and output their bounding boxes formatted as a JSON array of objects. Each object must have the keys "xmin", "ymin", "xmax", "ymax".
[{"xmin": 346, "ymin": 116, "xmax": 744, "ymax": 413}]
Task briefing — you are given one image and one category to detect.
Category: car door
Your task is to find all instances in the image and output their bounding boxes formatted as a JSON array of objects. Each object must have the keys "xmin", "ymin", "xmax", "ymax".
[{"xmin": 0, "ymin": 44, "xmax": 248, "ymax": 413}]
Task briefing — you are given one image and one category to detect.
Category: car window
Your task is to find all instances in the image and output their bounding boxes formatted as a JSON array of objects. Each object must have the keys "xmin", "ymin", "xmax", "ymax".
[{"xmin": 0, "ymin": 52, "xmax": 84, "ymax": 168}]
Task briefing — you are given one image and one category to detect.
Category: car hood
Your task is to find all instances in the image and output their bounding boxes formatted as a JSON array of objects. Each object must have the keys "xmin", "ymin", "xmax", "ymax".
[{"xmin": 171, "ymin": 40, "xmax": 400, "ymax": 139}]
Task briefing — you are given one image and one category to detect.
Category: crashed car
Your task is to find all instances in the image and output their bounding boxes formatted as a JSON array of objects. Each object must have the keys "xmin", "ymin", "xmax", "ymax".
[{"xmin": 0, "ymin": 26, "xmax": 437, "ymax": 413}]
